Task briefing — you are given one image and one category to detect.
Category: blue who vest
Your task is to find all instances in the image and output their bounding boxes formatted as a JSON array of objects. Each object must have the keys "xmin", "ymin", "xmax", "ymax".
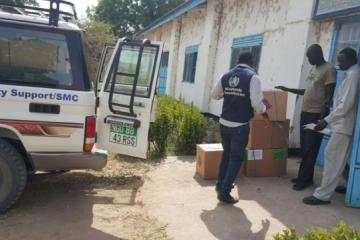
[{"xmin": 221, "ymin": 65, "xmax": 255, "ymax": 123}]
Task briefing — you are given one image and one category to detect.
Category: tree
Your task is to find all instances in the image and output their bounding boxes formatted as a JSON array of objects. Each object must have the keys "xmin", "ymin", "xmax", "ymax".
[
  {"xmin": 0, "ymin": 0, "xmax": 38, "ymax": 5},
  {"xmin": 81, "ymin": 21, "xmax": 117, "ymax": 84},
  {"xmin": 90, "ymin": 0, "xmax": 185, "ymax": 37}
]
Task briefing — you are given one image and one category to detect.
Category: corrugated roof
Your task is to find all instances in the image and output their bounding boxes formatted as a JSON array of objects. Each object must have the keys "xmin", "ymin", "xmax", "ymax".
[{"xmin": 136, "ymin": 0, "xmax": 207, "ymax": 37}]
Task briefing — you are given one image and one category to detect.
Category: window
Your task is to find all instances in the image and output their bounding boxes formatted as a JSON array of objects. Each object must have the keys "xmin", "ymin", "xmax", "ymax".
[
  {"xmin": 98, "ymin": 46, "xmax": 114, "ymax": 83},
  {"xmin": 157, "ymin": 52, "xmax": 169, "ymax": 95},
  {"xmin": 183, "ymin": 45, "xmax": 198, "ymax": 83},
  {"xmin": 0, "ymin": 24, "xmax": 88, "ymax": 90},
  {"xmin": 333, "ymin": 22, "xmax": 360, "ymax": 61},
  {"xmin": 106, "ymin": 45, "xmax": 159, "ymax": 98},
  {"xmin": 230, "ymin": 34, "xmax": 263, "ymax": 72}
]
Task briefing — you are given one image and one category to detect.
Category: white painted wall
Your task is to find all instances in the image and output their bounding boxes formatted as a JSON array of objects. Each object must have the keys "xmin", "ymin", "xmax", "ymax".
[
  {"xmin": 174, "ymin": 6, "xmax": 207, "ymax": 108},
  {"xmin": 206, "ymin": 0, "xmax": 315, "ymax": 147}
]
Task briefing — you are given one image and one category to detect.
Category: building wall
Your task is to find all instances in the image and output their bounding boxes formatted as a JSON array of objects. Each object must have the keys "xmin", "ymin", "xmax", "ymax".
[
  {"xmin": 143, "ymin": 0, "xmax": 344, "ymax": 148},
  {"xmin": 208, "ymin": 0, "xmax": 314, "ymax": 147},
  {"xmin": 174, "ymin": 6, "xmax": 207, "ymax": 107},
  {"xmin": 147, "ymin": 23, "xmax": 173, "ymax": 52},
  {"xmin": 143, "ymin": 5, "xmax": 208, "ymax": 103},
  {"xmin": 143, "ymin": 20, "xmax": 182, "ymax": 95},
  {"xmin": 314, "ymin": 21, "xmax": 336, "ymax": 60}
]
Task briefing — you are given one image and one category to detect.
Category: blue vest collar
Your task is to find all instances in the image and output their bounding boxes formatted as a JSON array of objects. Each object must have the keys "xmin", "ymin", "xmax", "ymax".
[{"xmin": 236, "ymin": 64, "xmax": 255, "ymax": 72}]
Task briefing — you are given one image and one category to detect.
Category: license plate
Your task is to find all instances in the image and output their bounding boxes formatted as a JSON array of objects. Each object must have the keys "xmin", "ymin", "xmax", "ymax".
[{"xmin": 109, "ymin": 123, "xmax": 137, "ymax": 147}]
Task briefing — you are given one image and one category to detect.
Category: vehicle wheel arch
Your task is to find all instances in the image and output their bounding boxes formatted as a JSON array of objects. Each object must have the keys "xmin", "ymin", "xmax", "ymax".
[{"xmin": 0, "ymin": 127, "xmax": 32, "ymax": 171}]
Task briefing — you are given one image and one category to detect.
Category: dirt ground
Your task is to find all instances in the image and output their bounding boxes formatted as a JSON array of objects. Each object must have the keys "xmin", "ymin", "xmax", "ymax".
[
  {"xmin": 0, "ymin": 155, "xmax": 169, "ymax": 240},
  {"xmin": 1, "ymin": 155, "xmax": 359, "ymax": 240},
  {"xmin": 141, "ymin": 157, "xmax": 360, "ymax": 240}
]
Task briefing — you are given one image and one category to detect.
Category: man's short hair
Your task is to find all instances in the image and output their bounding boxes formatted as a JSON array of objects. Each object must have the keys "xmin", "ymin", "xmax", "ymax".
[
  {"xmin": 238, "ymin": 52, "xmax": 253, "ymax": 65},
  {"xmin": 307, "ymin": 44, "xmax": 324, "ymax": 57},
  {"xmin": 339, "ymin": 48, "xmax": 358, "ymax": 64}
]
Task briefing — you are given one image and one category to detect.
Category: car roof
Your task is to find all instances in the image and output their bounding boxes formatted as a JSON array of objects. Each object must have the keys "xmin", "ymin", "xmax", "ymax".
[{"xmin": 0, "ymin": 11, "xmax": 81, "ymax": 31}]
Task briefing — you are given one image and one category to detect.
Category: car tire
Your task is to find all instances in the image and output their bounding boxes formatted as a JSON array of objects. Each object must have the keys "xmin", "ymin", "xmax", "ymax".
[{"xmin": 0, "ymin": 139, "xmax": 27, "ymax": 213}]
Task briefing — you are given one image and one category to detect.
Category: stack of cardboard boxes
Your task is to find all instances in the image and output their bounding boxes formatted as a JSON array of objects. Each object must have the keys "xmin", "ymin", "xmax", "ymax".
[
  {"xmin": 196, "ymin": 90, "xmax": 289, "ymax": 179},
  {"xmin": 244, "ymin": 91, "xmax": 289, "ymax": 177}
]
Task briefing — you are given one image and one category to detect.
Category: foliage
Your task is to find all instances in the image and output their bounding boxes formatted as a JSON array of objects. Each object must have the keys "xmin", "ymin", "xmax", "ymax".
[
  {"xmin": 88, "ymin": 0, "xmax": 185, "ymax": 37},
  {"xmin": 149, "ymin": 96, "xmax": 176, "ymax": 156},
  {"xmin": 0, "ymin": 0, "xmax": 37, "ymax": 5},
  {"xmin": 149, "ymin": 96, "xmax": 207, "ymax": 157},
  {"xmin": 173, "ymin": 100, "xmax": 207, "ymax": 155},
  {"xmin": 81, "ymin": 21, "xmax": 117, "ymax": 84},
  {"xmin": 273, "ymin": 228, "xmax": 299, "ymax": 240},
  {"xmin": 273, "ymin": 222, "xmax": 360, "ymax": 240}
]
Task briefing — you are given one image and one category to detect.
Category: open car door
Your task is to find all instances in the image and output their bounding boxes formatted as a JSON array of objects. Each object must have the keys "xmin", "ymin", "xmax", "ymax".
[
  {"xmin": 96, "ymin": 39, "xmax": 162, "ymax": 159},
  {"xmin": 95, "ymin": 45, "xmax": 114, "ymax": 94}
]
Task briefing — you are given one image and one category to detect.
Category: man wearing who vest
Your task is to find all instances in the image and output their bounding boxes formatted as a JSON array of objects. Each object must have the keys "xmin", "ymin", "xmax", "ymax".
[{"xmin": 212, "ymin": 52, "xmax": 269, "ymax": 204}]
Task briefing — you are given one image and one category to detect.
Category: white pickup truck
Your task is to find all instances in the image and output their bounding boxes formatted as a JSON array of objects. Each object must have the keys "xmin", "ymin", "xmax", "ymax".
[{"xmin": 0, "ymin": 1, "xmax": 162, "ymax": 212}]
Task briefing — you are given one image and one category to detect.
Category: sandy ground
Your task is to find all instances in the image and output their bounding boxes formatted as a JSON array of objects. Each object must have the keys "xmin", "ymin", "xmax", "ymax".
[
  {"xmin": 1, "ymin": 156, "xmax": 359, "ymax": 240},
  {"xmin": 0, "ymin": 155, "xmax": 168, "ymax": 240},
  {"xmin": 141, "ymin": 157, "xmax": 360, "ymax": 240}
]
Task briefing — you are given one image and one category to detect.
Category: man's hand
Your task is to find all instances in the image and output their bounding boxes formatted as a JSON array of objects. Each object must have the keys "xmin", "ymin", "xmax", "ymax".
[
  {"xmin": 314, "ymin": 120, "xmax": 328, "ymax": 131},
  {"xmin": 275, "ymin": 86, "xmax": 305, "ymax": 95},
  {"xmin": 275, "ymin": 86, "xmax": 288, "ymax": 91},
  {"xmin": 262, "ymin": 99, "xmax": 272, "ymax": 110}
]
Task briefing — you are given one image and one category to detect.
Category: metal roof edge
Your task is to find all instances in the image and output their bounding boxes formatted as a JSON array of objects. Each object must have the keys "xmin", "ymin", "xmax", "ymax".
[{"xmin": 135, "ymin": 0, "xmax": 207, "ymax": 37}]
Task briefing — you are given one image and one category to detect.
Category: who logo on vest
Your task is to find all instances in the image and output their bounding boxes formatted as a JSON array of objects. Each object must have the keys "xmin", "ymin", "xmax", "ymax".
[{"xmin": 229, "ymin": 76, "xmax": 240, "ymax": 88}]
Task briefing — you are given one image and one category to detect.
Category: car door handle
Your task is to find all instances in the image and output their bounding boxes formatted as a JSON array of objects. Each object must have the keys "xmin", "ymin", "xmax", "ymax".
[
  {"xmin": 29, "ymin": 103, "xmax": 60, "ymax": 114},
  {"xmin": 133, "ymin": 102, "xmax": 145, "ymax": 108}
]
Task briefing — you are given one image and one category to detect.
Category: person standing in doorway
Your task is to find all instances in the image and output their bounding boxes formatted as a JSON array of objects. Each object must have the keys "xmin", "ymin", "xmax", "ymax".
[
  {"xmin": 212, "ymin": 52, "xmax": 268, "ymax": 204},
  {"xmin": 276, "ymin": 44, "xmax": 337, "ymax": 191},
  {"xmin": 303, "ymin": 48, "xmax": 360, "ymax": 205}
]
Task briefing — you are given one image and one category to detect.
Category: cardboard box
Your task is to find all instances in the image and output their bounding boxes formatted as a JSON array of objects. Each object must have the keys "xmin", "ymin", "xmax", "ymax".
[
  {"xmin": 244, "ymin": 149, "xmax": 288, "ymax": 177},
  {"xmin": 254, "ymin": 91, "xmax": 288, "ymax": 121},
  {"xmin": 196, "ymin": 144, "xmax": 244, "ymax": 180},
  {"xmin": 247, "ymin": 120, "xmax": 290, "ymax": 149}
]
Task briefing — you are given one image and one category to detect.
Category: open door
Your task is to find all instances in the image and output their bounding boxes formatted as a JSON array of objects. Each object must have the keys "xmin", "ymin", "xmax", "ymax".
[
  {"xmin": 95, "ymin": 45, "xmax": 114, "ymax": 94},
  {"xmin": 96, "ymin": 39, "xmax": 162, "ymax": 159}
]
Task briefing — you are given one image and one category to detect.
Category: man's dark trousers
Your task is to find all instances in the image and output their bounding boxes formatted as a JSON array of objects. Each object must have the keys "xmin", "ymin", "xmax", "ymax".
[
  {"xmin": 297, "ymin": 112, "xmax": 324, "ymax": 185},
  {"xmin": 217, "ymin": 124, "xmax": 249, "ymax": 195}
]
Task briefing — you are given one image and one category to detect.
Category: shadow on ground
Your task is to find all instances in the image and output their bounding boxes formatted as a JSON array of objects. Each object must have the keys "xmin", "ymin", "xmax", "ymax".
[
  {"xmin": 235, "ymin": 159, "xmax": 360, "ymax": 234},
  {"xmin": 0, "ymin": 171, "xmax": 144, "ymax": 240},
  {"xmin": 201, "ymin": 203, "xmax": 270, "ymax": 240}
]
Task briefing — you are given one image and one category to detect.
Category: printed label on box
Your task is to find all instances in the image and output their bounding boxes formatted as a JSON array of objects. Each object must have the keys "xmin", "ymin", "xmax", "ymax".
[
  {"xmin": 272, "ymin": 149, "xmax": 288, "ymax": 160},
  {"xmin": 199, "ymin": 144, "xmax": 223, "ymax": 151},
  {"xmin": 247, "ymin": 150, "xmax": 263, "ymax": 161}
]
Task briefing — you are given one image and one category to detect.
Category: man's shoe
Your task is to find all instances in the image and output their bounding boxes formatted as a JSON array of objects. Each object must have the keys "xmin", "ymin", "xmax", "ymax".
[
  {"xmin": 217, "ymin": 193, "xmax": 239, "ymax": 204},
  {"xmin": 216, "ymin": 184, "xmax": 235, "ymax": 193},
  {"xmin": 291, "ymin": 178, "xmax": 298, "ymax": 183},
  {"xmin": 292, "ymin": 182, "xmax": 312, "ymax": 191},
  {"xmin": 303, "ymin": 196, "xmax": 330, "ymax": 205},
  {"xmin": 335, "ymin": 186, "xmax": 347, "ymax": 194}
]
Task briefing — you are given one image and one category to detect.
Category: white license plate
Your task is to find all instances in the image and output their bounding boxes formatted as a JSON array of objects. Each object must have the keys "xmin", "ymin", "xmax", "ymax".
[{"xmin": 109, "ymin": 124, "xmax": 137, "ymax": 147}]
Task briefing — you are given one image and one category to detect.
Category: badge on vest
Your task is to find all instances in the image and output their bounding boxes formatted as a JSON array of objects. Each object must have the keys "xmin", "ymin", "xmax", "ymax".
[{"xmin": 229, "ymin": 76, "xmax": 240, "ymax": 88}]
